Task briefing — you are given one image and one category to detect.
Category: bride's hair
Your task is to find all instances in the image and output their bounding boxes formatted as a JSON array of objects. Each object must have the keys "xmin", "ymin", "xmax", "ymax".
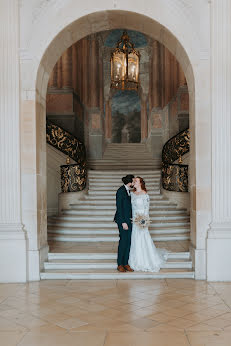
[{"xmin": 134, "ymin": 176, "xmax": 147, "ymax": 192}]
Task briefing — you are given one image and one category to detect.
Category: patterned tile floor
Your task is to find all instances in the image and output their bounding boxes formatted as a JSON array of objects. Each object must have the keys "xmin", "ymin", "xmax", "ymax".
[{"xmin": 0, "ymin": 279, "xmax": 231, "ymax": 345}]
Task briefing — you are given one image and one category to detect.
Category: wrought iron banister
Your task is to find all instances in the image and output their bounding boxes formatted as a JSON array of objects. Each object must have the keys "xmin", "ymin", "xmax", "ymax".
[
  {"xmin": 46, "ymin": 119, "xmax": 87, "ymax": 192},
  {"xmin": 46, "ymin": 119, "xmax": 86, "ymax": 165},
  {"xmin": 162, "ymin": 129, "xmax": 190, "ymax": 192}
]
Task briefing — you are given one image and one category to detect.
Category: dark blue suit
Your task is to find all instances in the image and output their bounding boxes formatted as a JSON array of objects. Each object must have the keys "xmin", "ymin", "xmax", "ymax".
[{"xmin": 114, "ymin": 185, "xmax": 132, "ymax": 266}]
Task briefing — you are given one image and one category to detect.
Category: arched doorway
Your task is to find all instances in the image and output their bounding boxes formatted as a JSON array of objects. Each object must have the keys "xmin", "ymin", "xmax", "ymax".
[{"xmin": 20, "ymin": 8, "xmax": 210, "ymax": 281}]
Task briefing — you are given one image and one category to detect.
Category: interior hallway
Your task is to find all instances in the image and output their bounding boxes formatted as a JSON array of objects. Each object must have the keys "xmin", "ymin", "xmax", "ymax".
[{"xmin": 1, "ymin": 279, "xmax": 231, "ymax": 345}]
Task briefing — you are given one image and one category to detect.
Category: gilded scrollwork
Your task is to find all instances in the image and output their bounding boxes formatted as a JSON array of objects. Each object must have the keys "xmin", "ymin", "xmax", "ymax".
[
  {"xmin": 46, "ymin": 120, "xmax": 86, "ymax": 165},
  {"xmin": 46, "ymin": 119, "xmax": 87, "ymax": 193},
  {"xmin": 162, "ymin": 129, "xmax": 190, "ymax": 192},
  {"xmin": 60, "ymin": 164, "xmax": 87, "ymax": 192}
]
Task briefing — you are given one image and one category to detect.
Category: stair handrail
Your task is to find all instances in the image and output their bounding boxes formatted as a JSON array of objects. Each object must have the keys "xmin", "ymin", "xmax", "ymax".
[{"xmin": 162, "ymin": 128, "xmax": 190, "ymax": 192}]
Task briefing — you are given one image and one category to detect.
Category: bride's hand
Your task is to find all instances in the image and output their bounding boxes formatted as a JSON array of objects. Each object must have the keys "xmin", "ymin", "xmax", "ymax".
[{"xmin": 122, "ymin": 223, "xmax": 128, "ymax": 230}]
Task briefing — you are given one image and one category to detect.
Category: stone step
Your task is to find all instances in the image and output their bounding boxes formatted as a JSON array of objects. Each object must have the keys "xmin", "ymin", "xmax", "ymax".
[
  {"xmin": 87, "ymin": 190, "xmax": 160, "ymax": 196},
  {"xmin": 68, "ymin": 205, "xmax": 184, "ymax": 210},
  {"xmin": 47, "ymin": 227, "xmax": 190, "ymax": 235},
  {"xmin": 47, "ymin": 219, "xmax": 190, "ymax": 228},
  {"xmin": 71, "ymin": 200, "xmax": 178, "ymax": 206},
  {"xmin": 62, "ymin": 209, "xmax": 188, "ymax": 216},
  {"xmin": 44, "ymin": 259, "xmax": 193, "ymax": 270},
  {"xmin": 49, "ymin": 215, "xmax": 189, "ymax": 222},
  {"xmin": 85, "ymin": 195, "xmax": 163, "ymax": 200},
  {"xmin": 48, "ymin": 233, "xmax": 190, "ymax": 242},
  {"xmin": 48, "ymin": 251, "xmax": 191, "ymax": 260},
  {"xmin": 88, "ymin": 179, "xmax": 161, "ymax": 184},
  {"xmin": 88, "ymin": 170, "xmax": 161, "ymax": 176},
  {"xmin": 40, "ymin": 269, "xmax": 195, "ymax": 280}
]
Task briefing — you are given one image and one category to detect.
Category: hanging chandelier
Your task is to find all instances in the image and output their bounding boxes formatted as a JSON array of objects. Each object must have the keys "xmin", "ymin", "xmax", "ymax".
[{"xmin": 111, "ymin": 31, "xmax": 140, "ymax": 91}]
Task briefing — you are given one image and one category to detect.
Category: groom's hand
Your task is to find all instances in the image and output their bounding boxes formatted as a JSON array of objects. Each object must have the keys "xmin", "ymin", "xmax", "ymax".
[{"xmin": 122, "ymin": 223, "xmax": 128, "ymax": 230}]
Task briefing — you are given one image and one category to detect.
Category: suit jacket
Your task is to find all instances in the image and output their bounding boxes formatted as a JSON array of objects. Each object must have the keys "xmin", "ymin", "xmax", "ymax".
[{"xmin": 114, "ymin": 185, "xmax": 132, "ymax": 225}]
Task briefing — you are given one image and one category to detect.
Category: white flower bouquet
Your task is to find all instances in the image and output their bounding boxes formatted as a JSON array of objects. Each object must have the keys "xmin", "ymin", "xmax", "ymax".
[{"xmin": 132, "ymin": 214, "xmax": 151, "ymax": 229}]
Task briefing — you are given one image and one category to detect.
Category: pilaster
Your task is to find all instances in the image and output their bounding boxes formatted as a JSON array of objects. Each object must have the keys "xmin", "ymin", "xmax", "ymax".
[
  {"xmin": 0, "ymin": 0, "xmax": 27, "ymax": 282},
  {"xmin": 207, "ymin": 0, "xmax": 231, "ymax": 281}
]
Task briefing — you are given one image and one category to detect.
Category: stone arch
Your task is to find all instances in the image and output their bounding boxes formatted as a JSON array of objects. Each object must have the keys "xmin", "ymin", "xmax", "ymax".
[{"xmin": 21, "ymin": 8, "xmax": 210, "ymax": 280}]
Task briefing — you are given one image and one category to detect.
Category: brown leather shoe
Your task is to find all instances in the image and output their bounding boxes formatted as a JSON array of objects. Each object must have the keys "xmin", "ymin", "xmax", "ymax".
[
  {"xmin": 124, "ymin": 265, "xmax": 134, "ymax": 272},
  {"xmin": 117, "ymin": 265, "xmax": 126, "ymax": 272}
]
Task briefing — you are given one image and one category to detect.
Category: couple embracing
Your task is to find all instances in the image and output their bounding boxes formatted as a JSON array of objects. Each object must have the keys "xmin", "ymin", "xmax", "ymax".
[{"xmin": 114, "ymin": 175, "xmax": 168, "ymax": 273}]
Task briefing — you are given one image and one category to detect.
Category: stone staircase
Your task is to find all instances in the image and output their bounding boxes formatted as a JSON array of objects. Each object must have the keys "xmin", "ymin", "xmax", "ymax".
[{"xmin": 41, "ymin": 144, "xmax": 194, "ymax": 279}]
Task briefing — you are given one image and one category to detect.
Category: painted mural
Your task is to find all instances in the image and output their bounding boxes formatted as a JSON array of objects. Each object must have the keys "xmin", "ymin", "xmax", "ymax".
[{"xmin": 111, "ymin": 90, "xmax": 141, "ymax": 143}]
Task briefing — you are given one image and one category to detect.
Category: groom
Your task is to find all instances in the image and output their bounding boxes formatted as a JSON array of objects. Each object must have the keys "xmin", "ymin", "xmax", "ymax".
[{"xmin": 114, "ymin": 174, "xmax": 135, "ymax": 273}]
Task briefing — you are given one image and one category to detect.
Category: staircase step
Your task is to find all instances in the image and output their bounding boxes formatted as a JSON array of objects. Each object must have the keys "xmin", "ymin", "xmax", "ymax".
[
  {"xmin": 49, "ymin": 215, "xmax": 189, "ymax": 222},
  {"xmin": 44, "ymin": 259, "xmax": 192, "ymax": 270},
  {"xmin": 48, "ymin": 233, "xmax": 190, "ymax": 242},
  {"xmin": 40, "ymin": 269, "xmax": 195, "ymax": 280},
  {"xmin": 48, "ymin": 251, "xmax": 191, "ymax": 260},
  {"xmin": 62, "ymin": 209, "xmax": 188, "ymax": 216}
]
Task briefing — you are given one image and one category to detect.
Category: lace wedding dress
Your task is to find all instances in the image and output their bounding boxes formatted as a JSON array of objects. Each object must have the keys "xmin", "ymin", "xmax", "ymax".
[{"xmin": 128, "ymin": 192, "xmax": 168, "ymax": 272}]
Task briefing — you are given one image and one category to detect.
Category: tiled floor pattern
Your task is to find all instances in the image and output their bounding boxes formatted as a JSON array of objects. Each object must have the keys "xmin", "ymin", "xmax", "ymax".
[{"xmin": 0, "ymin": 279, "xmax": 231, "ymax": 345}]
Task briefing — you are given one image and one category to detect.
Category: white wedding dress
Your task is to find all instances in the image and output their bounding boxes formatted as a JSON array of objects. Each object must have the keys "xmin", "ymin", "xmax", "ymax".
[{"xmin": 128, "ymin": 192, "xmax": 168, "ymax": 272}]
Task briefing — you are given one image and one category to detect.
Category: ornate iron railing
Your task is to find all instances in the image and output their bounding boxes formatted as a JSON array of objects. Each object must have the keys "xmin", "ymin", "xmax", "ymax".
[
  {"xmin": 46, "ymin": 120, "xmax": 86, "ymax": 165},
  {"xmin": 60, "ymin": 163, "xmax": 87, "ymax": 192},
  {"xmin": 46, "ymin": 119, "xmax": 86, "ymax": 192},
  {"xmin": 162, "ymin": 129, "xmax": 190, "ymax": 192}
]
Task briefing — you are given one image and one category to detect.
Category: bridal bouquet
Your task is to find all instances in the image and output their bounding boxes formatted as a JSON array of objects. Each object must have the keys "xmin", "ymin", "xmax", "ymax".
[{"xmin": 132, "ymin": 214, "xmax": 151, "ymax": 229}]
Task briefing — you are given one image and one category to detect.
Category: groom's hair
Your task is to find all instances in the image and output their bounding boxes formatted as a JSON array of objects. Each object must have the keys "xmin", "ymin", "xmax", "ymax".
[{"xmin": 122, "ymin": 175, "xmax": 134, "ymax": 185}]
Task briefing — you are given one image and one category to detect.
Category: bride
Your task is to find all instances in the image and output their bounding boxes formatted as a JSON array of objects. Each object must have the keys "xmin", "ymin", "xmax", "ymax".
[{"xmin": 128, "ymin": 177, "xmax": 168, "ymax": 272}]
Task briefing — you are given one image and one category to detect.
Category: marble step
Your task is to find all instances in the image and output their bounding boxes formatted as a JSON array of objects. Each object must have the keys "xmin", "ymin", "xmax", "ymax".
[
  {"xmin": 47, "ymin": 219, "xmax": 190, "ymax": 228},
  {"xmin": 88, "ymin": 179, "xmax": 161, "ymax": 184},
  {"xmin": 88, "ymin": 170, "xmax": 161, "ymax": 176},
  {"xmin": 40, "ymin": 269, "xmax": 195, "ymax": 280},
  {"xmin": 44, "ymin": 259, "xmax": 193, "ymax": 270},
  {"xmin": 68, "ymin": 204, "xmax": 183, "ymax": 210},
  {"xmin": 48, "ymin": 251, "xmax": 191, "ymax": 260},
  {"xmin": 62, "ymin": 209, "xmax": 188, "ymax": 216},
  {"xmin": 47, "ymin": 233, "xmax": 190, "ymax": 242},
  {"xmin": 87, "ymin": 190, "xmax": 160, "ymax": 196},
  {"xmin": 50, "ymin": 214, "xmax": 189, "ymax": 222},
  {"xmin": 85, "ymin": 195, "xmax": 164, "ymax": 200},
  {"xmin": 71, "ymin": 200, "xmax": 178, "ymax": 206},
  {"xmin": 47, "ymin": 227, "xmax": 190, "ymax": 235},
  {"xmin": 88, "ymin": 182, "xmax": 160, "ymax": 188}
]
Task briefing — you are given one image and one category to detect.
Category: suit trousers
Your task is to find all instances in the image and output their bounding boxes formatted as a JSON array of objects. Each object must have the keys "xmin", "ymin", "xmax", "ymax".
[{"xmin": 117, "ymin": 222, "xmax": 132, "ymax": 266}]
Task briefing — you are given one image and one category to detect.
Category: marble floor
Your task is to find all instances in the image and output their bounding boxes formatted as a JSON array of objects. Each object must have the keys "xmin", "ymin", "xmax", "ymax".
[{"xmin": 1, "ymin": 279, "xmax": 231, "ymax": 345}]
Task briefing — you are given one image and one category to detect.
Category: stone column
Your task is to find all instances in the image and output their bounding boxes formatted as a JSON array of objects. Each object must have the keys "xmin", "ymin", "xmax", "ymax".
[
  {"xmin": 141, "ymin": 96, "xmax": 148, "ymax": 141},
  {"xmin": 0, "ymin": 0, "xmax": 26, "ymax": 282},
  {"xmin": 105, "ymin": 100, "xmax": 112, "ymax": 140},
  {"xmin": 207, "ymin": 0, "xmax": 231, "ymax": 281},
  {"xmin": 178, "ymin": 64, "xmax": 186, "ymax": 86},
  {"xmin": 48, "ymin": 63, "xmax": 58, "ymax": 89},
  {"xmin": 164, "ymin": 47, "xmax": 171, "ymax": 105},
  {"xmin": 89, "ymin": 35, "xmax": 99, "ymax": 107},
  {"xmin": 72, "ymin": 44, "xmax": 77, "ymax": 93},
  {"xmin": 57, "ymin": 56, "xmax": 62, "ymax": 88},
  {"xmin": 82, "ymin": 38, "xmax": 89, "ymax": 106},
  {"xmin": 62, "ymin": 46, "xmax": 72, "ymax": 89},
  {"xmin": 152, "ymin": 41, "xmax": 161, "ymax": 108}
]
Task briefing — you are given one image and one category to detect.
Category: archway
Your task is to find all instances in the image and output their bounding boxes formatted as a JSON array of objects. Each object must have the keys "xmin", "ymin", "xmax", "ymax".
[{"xmin": 21, "ymin": 8, "xmax": 210, "ymax": 280}]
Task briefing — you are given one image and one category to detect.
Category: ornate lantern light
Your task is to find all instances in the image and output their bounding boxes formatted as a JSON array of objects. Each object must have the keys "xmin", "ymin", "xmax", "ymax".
[{"xmin": 111, "ymin": 31, "xmax": 140, "ymax": 90}]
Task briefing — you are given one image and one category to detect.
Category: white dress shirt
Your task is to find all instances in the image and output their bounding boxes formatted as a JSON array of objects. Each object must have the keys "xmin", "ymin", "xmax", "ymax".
[{"xmin": 124, "ymin": 184, "xmax": 131, "ymax": 196}]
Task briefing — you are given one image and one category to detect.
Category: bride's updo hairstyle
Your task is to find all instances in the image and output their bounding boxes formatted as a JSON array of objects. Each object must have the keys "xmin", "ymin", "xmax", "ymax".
[{"xmin": 134, "ymin": 177, "xmax": 147, "ymax": 192}]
